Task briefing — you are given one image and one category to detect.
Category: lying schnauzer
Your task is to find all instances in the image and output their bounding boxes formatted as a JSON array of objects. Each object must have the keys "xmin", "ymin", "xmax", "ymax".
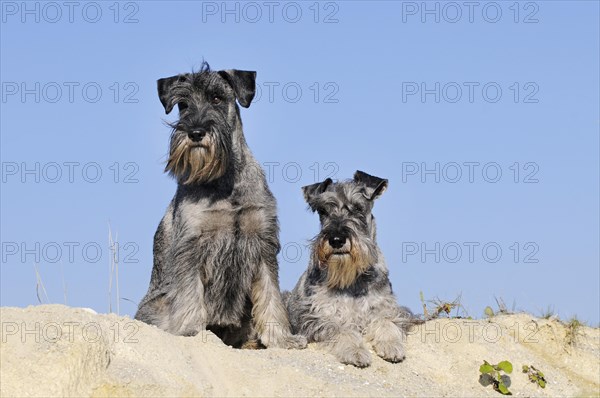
[
  {"xmin": 135, "ymin": 62, "xmax": 306, "ymax": 349},
  {"xmin": 286, "ymin": 171, "xmax": 413, "ymax": 367}
]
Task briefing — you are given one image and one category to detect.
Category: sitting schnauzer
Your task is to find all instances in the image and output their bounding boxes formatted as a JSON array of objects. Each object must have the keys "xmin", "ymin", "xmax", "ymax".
[
  {"xmin": 135, "ymin": 63, "xmax": 306, "ymax": 349},
  {"xmin": 286, "ymin": 171, "xmax": 413, "ymax": 367}
]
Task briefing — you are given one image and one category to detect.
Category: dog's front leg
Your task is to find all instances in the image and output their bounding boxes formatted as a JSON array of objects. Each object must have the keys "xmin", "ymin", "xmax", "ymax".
[
  {"xmin": 163, "ymin": 247, "xmax": 208, "ymax": 336},
  {"xmin": 319, "ymin": 327, "xmax": 372, "ymax": 368},
  {"xmin": 251, "ymin": 262, "xmax": 307, "ymax": 349},
  {"xmin": 365, "ymin": 318, "xmax": 406, "ymax": 363}
]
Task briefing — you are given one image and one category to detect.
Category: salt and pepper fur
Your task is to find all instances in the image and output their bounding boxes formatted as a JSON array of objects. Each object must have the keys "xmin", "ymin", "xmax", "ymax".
[
  {"xmin": 286, "ymin": 171, "xmax": 414, "ymax": 367},
  {"xmin": 135, "ymin": 63, "xmax": 306, "ymax": 349}
]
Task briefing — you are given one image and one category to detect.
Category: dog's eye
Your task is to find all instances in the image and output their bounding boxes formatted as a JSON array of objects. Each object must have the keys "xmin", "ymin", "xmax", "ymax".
[{"xmin": 211, "ymin": 96, "xmax": 222, "ymax": 105}]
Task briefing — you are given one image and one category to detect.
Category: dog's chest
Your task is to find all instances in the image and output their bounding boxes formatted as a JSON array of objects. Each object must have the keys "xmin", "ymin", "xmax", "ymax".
[
  {"xmin": 174, "ymin": 198, "xmax": 275, "ymax": 324},
  {"xmin": 179, "ymin": 198, "xmax": 273, "ymax": 237},
  {"xmin": 312, "ymin": 286, "xmax": 375, "ymax": 326},
  {"xmin": 305, "ymin": 271, "xmax": 392, "ymax": 330}
]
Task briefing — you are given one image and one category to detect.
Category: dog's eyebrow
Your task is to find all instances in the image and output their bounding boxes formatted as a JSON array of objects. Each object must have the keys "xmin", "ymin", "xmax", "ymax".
[
  {"xmin": 316, "ymin": 192, "xmax": 342, "ymax": 208},
  {"xmin": 316, "ymin": 186, "xmax": 368, "ymax": 209},
  {"xmin": 348, "ymin": 200, "xmax": 365, "ymax": 209},
  {"xmin": 337, "ymin": 185, "xmax": 362, "ymax": 201},
  {"xmin": 206, "ymin": 80, "xmax": 227, "ymax": 93},
  {"xmin": 316, "ymin": 191, "xmax": 337, "ymax": 201}
]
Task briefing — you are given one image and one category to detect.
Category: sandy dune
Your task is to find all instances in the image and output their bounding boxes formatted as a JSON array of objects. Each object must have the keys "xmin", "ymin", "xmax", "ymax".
[{"xmin": 0, "ymin": 305, "xmax": 598, "ymax": 397}]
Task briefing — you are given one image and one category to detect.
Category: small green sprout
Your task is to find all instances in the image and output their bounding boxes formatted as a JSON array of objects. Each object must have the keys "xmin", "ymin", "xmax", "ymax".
[
  {"xmin": 479, "ymin": 360, "xmax": 513, "ymax": 395},
  {"xmin": 522, "ymin": 365, "xmax": 546, "ymax": 388}
]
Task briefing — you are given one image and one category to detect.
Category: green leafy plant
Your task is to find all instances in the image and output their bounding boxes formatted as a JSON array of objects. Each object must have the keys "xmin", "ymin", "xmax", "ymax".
[
  {"xmin": 522, "ymin": 365, "xmax": 546, "ymax": 388},
  {"xmin": 479, "ymin": 360, "xmax": 513, "ymax": 395}
]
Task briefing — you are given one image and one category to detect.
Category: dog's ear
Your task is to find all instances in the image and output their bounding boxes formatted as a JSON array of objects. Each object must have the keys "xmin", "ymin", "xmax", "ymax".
[
  {"xmin": 302, "ymin": 178, "xmax": 333, "ymax": 210},
  {"xmin": 354, "ymin": 170, "xmax": 388, "ymax": 200},
  {"xmin": 218, "ymin": 69, "xmax": 257, "ymax": 108},
  {"xmin": 157, "ymin": 75, "xmax": 182, "ymax": 114}
]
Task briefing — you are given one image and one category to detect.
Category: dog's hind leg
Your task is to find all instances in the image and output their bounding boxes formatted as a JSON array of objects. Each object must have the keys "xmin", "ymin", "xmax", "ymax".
[{"xmin": 135, "ymin": 210, "xmax": 173, "ymax": 329}]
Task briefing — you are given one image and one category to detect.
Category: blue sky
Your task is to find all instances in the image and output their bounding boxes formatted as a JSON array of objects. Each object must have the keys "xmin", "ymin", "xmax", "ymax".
[{"xmin": 1, "ymin": 1, "xmax": 599, "ymax": 325}]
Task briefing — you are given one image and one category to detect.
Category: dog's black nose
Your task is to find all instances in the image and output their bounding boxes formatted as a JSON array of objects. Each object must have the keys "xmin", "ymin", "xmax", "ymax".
[
  {"xmin": 329, "ymin": 236, "xmax": 346, "ymax": 249},
  {"xmin": 188, "ymin": 130, "xmax": 206, "ymax": 142}
]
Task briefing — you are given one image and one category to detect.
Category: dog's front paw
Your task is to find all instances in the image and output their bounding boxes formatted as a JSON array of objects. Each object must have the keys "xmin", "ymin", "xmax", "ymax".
[
  {"xmin": 281, "ymin": 333, "xmax": 308, "ymax": 349},
  {"xmin": 285, "ymin": 334, "xmax": 307, "ymax": 350},
  {"xmin": 336, "ymin": 348, "xmax": 372, "ymax": 368},
  {"xmin": 180, "ymin": 327, "xmax": 202, "ymax": 337},
  {"xmin": 372, "ymin": 340, "xmax": 405, "ymax": 363},
  {"xmin": 262, "ymin": 332, "xmax": 307, "ymax": 349}
]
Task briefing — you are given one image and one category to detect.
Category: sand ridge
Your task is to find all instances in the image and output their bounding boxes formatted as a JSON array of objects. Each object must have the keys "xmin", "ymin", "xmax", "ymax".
[{"xmin": 1, "ymin": 305, "xmax": 598, "ymax": 397}]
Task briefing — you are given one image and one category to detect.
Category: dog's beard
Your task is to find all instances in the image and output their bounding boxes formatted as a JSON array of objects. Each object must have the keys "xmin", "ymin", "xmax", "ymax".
[
  {"xmin": 316, "ymin": 237, "xmax": 375, "ymax": 289},
  {"xmin": 165, "ymin": 130, "xmax": 229, "ymax": 184}
]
